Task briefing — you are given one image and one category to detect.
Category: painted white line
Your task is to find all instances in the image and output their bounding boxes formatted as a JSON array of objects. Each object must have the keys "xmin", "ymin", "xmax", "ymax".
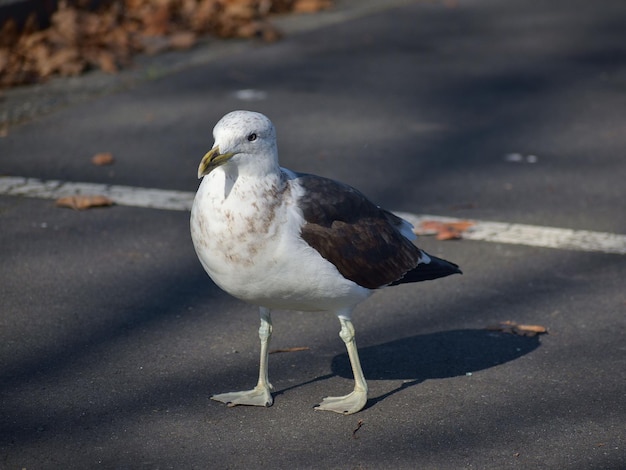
[
  {"xmin": 2, "ymin": 176, "xmax": 625, "ymax": 255},
  {"xmin": 395, "ymin": 212, "xmax": 626, "ymax": 256},
  {"xmin": 0, "ymin": 176, "xmax": 194, "ymax": 211}
]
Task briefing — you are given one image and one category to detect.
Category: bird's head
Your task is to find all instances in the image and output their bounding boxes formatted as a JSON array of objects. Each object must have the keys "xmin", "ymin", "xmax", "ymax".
[{"xmin": 198, "ymin": 110, "xmax": 279, "ymax": 179}]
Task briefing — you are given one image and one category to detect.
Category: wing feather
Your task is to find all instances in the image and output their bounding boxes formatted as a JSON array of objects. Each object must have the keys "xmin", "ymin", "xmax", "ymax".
[{"xmin": 294, "ymin": 173, "xmax": 422, "ymax": 289}]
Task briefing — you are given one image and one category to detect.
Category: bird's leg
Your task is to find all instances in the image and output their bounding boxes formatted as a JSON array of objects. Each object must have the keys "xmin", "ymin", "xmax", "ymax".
[
  {"xmin": 256, "ymin": 307, "xmax": 274, "ymax": 395},
  {"xmin": 315, "ymin": 316, "xmax": 368, "ymax": 415},
  {"xmin": 211, "ymin": 307, "xmax": 274, "ymax": 408}
]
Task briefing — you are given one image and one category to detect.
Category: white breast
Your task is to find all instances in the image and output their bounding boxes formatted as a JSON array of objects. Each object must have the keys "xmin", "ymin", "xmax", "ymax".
[{"xmin": 190, "ymin": 169, "xmax": 371, "ymax": 312}]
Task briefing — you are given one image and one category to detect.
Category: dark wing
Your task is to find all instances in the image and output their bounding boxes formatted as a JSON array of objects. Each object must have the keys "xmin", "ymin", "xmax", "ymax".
[
  {"xmin": 294, "ymin": 173, "xmax": 423, "ymax": 289},
  {"xmin": 389, "ymin": 254, "xmax": 461, "ymax": 286}
]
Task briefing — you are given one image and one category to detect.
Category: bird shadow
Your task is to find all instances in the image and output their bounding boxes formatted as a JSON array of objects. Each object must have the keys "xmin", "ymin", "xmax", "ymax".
[{"xmin": 329, "ymin": 329, "xmax": 541, "ymax": 410}]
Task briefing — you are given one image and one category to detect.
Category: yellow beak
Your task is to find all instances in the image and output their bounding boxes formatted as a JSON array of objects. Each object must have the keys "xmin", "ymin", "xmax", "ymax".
[{"xmin": 197, "ymin": 146, "xmax": 237, "ymax": 178}]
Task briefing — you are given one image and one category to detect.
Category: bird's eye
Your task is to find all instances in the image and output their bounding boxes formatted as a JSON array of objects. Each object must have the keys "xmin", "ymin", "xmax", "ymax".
[{"xmin": 247, "ymin": 133, "xmax": 257, "ymax": 142}]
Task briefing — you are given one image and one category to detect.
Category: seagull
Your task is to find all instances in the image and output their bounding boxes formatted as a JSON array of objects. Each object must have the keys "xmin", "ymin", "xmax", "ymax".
[{"xmin": 190, "ymin": 110, "xmax": 461, "ymax": 415}]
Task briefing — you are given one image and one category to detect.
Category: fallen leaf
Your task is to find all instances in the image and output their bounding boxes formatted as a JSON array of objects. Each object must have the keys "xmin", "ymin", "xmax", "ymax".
[
  {"xmin": 516, "ymin": 324, "xmax": 548, "ymax": 335},
  {"xmin": 96, "ymin": 50, "xmax": 119, "ymax": 73},
  {"xmin": 91, "ymin": 152, "xmax": 115, "ymax": 166},
  {"xmin": 142, "ymin": 3, "xmax": 172, "ymax": 36},
  {"xmin": 416, "ymin": 220, "xmax": 474, "ymax": 240},
  {"xmin": 0, "ymin": 48, "xmax": 8, "ymax": 72},
  {"xmin": 269, "ymin": 346, "xmax": 310, "ymax": 354},
  {"xmin": 486, "ymin": 321, "xmax": 548, "ymax": 337},
  {"xmin": 0, "ymin": 0, "xmax": 334, "ymax": 88},
  {"xmin": 224, "ymin": 3, "xmax": 257, "ymax": 21},
  {"xmin": 56, "ymin": 195, "xmax": 114, "ymax": 210},
  {"xmin": 168, "ymin": 31, "xmax": 196, "ymax": 50},
  {"xmin": 293, "ymin": 0, "xmax": 334, "ymax": 13}
]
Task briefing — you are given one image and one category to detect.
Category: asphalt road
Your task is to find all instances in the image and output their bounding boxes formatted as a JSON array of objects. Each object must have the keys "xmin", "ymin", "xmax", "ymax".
[{"xmin": 1, "ymin": 0, "xmax": 625, "ymax": 468}]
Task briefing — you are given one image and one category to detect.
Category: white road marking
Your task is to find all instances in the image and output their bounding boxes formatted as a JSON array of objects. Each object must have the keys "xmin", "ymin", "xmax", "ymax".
[
  {"xmin": 1, "ymin": 176, "xmax": 625, "ymax": 255},
  {"xmin": 0, "ymin": 176, "xmax": 195, "ymax": 211},
  {"xmin": 395, "ymin": 212, "xmax": 626, "ymax": 256}
]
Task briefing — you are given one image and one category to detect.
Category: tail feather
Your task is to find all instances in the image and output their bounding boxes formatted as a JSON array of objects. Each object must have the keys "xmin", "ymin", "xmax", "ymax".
[{"xmin": 390, "ymin": 253, "xmax": 461, "ymax": 286}]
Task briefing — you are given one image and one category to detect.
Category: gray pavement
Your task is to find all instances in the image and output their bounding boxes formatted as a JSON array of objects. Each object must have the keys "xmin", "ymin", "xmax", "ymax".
[{"xmin": 1, "ymin": 0, "xmax": 625, "ymax": 468}]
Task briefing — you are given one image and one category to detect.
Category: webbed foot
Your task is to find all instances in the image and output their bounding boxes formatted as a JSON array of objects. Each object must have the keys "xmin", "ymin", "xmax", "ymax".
[
  {"xmin": 314, "ymin": 389, "xmax": 367, "ymax": 415},
  {"xmin": 211, "ymin": 384, "xmax": 273, "ymax": 408}
]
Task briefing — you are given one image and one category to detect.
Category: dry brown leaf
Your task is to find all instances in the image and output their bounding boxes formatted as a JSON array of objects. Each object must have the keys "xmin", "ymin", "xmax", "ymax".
[
  {"xmin": 168, "ymin": 31, "xmax": 197, "ymax": 50},
  {"xmin": 269, "ymin": 346, "xmax": 310, "ymax": 354},
  {"xmin": 0, "ymin": 49, "xmax": 8, "ymax": 73},
  {"xmin": 58, "ymin": 57, "xmax": 87, "ymax": 77},
  {"xmin": 56, "ymin": 195, "xmax": 114, "ymax": 210},
  {"xmin": 52, "ymin": 3, "xmax": 80, "ymax": 44},
  {"xmin": 0, "ymin": 18, "xmax": 19, "ymax": 48},
  {"xmin": 516, "ymin": 324, "xmax": 548, "ymax": 335},
  {"xmin": 91, "ymin": 152, "xmax": 115, "ymax": 166},
  {"xmin": 486, "ymin": 321, "xmax": 548, "ymax": 337},
  {"xmin": 259, "ymin": 24, "xmax": 283, "ymax": 43},
  {"xmin": 96, "ymin": 50, "xmax": 119, "ymax": 73},
  {"xmin": 293, "ymin": 0, "xmax": 333, "ymax": 13},
  {"xmin": 0, "ymin": 0, "xmax": 334, "ymax": 88},
  {"xmin": 142, "ymin": 3, "xmax": 172, "ymax": 36},
  {"xmin": 417, "ymin": 220, "xmax": 474, "ymax": 240},
  {"xmin": 223, "ymin": 3, "xmax": 258, "ymax": 22},
  {"xmin": 190, "ymin": 0, "xmax": 220, "ymax": 32},
  {"xmin": 40, "ymin": 48, "xmax": 83, "ymax": 77}
]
